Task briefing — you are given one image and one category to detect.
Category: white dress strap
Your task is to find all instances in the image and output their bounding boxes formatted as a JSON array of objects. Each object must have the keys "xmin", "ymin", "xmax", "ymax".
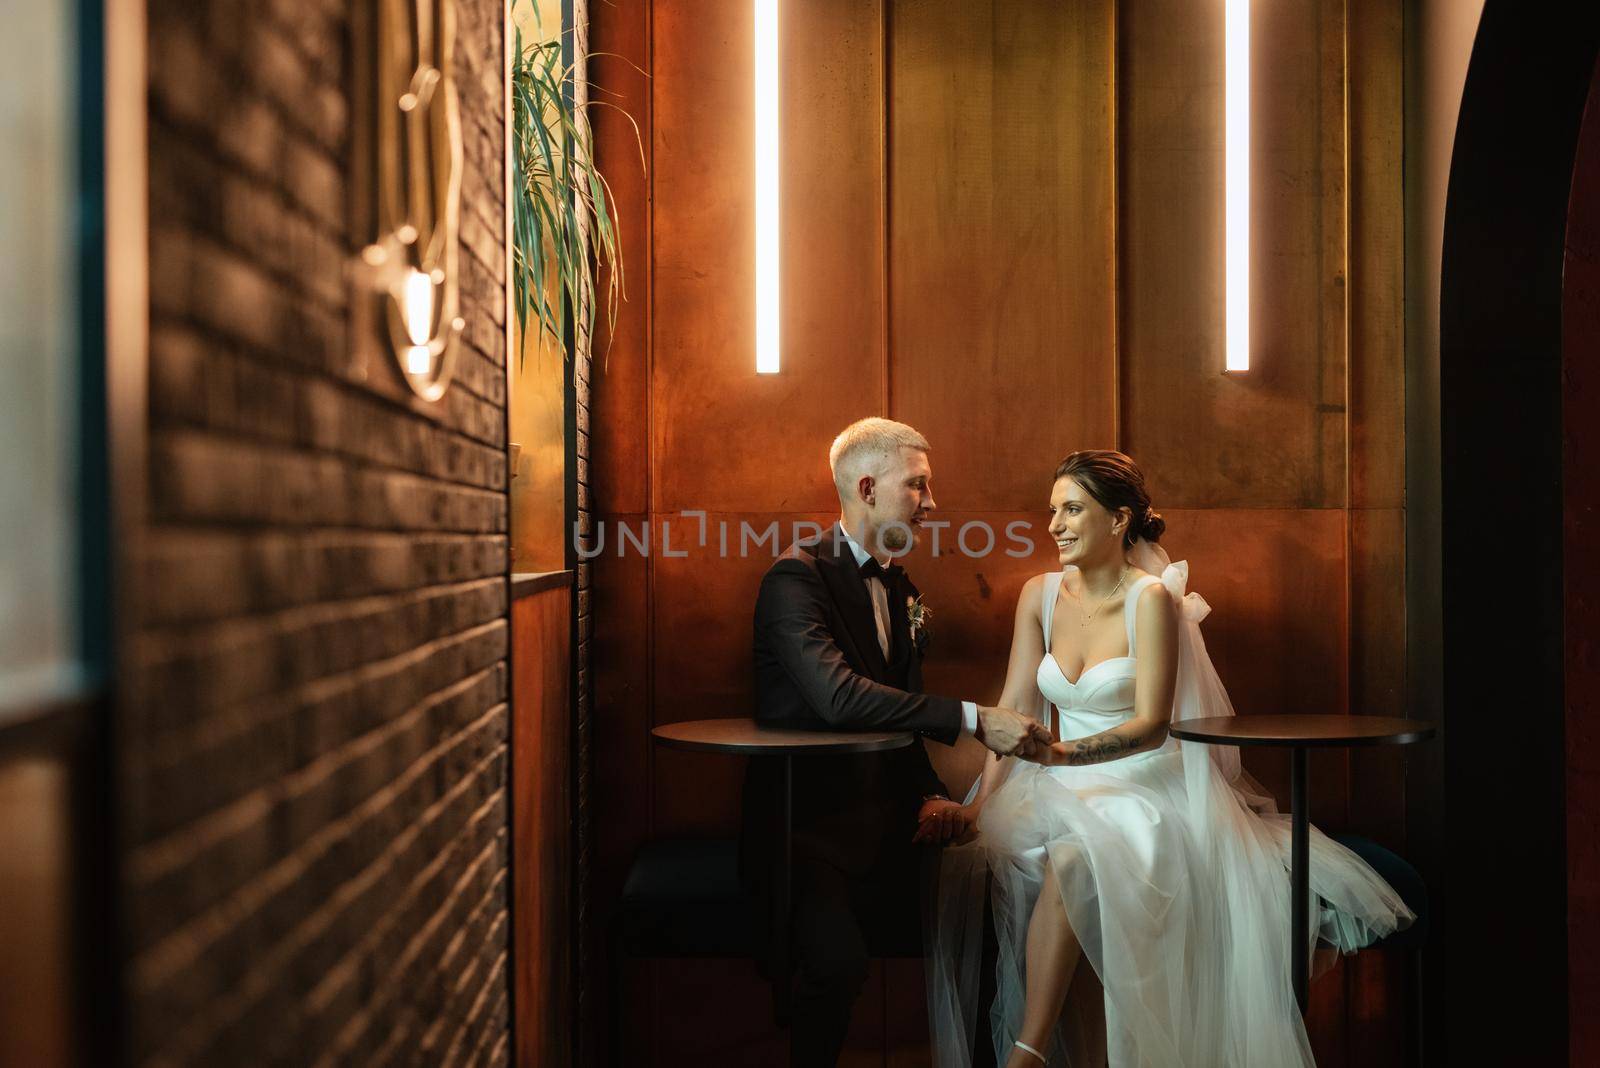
[
  {"xmin": 1041, "ymin": 571, "xmax": 1064, "ymax": 651},
  {"xmin": 1123, "ymin": 573, "xmax": 1162, "ymax": 657},
  {"xmin": 1039, "ymin": 572, "xmax": 1066, "ymax": 736}
]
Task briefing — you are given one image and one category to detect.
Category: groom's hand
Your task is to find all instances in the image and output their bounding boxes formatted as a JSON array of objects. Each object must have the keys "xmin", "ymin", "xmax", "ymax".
[
  {"xmin": 975, "ymin": 705, "xmax": 1052, "ymax": 759},
  {"xmin": 912, "ymin": 799, "xmax": 977, "ymax": 846}
]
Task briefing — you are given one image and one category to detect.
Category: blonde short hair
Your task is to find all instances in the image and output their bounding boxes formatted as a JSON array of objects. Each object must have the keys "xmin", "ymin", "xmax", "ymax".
[{"xmin": 828, "ymin": 418, "xmax": 930, "ymax": 500}]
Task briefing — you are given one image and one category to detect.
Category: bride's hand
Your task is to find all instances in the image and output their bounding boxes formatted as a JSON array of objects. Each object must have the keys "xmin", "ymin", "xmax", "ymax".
[{"xmin": 1030, "ymin": 742, "xmax": 1069, "ymax": 767}]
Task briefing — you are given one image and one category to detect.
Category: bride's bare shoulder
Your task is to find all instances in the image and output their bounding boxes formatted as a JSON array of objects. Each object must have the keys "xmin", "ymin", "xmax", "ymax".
[
  {"xmin": 1131, "ymin": 569, "xmax": 1178, "ymax": 620},
  {"xmin": 1015, "ymin": 572, "xmax": 1053, "ymax": 618}
]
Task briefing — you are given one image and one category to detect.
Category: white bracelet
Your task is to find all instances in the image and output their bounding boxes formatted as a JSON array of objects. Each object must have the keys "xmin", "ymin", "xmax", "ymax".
[{"xmin": 1013, "ymin": 1039, "xmax": 1046, "ymax": 1063}]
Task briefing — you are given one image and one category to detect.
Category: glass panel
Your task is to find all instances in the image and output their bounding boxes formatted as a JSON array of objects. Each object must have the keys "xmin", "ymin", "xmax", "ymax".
[
  {"xmin": 0, "ymin": 0, "xmax": 84, "ymax": 716},
  {"xmin": 509, "ymin": 0, "xmax": 571, "ymax": 576}
]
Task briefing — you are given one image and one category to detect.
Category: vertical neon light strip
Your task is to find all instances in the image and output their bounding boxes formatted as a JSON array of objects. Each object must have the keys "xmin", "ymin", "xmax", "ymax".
[
  {"xmin": 1225, "ymin": 0, "xmax": 1250, "ymax": 372},
  {"xmin": 755, "ymin": 0, "xmax": 780, "ymax": 373}
]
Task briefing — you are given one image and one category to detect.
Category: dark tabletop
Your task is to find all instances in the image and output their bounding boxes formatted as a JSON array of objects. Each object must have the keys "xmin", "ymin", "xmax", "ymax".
[
  {"xmin": 1169, "ymin": 714, "xmax": 1436, "ymax": 748},
  {"xmin": 651, "ymin": 718, "xmax": 917, "ymax": 756}
]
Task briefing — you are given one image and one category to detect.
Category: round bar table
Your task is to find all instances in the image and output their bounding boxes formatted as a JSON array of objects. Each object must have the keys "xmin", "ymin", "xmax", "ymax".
[
  {"xmin": 1167, "ymin": 715, "xmax": 1435, "ymax": 1014},
  {"xmin": 651, "ymin": 718, "xmax": 915, "ymax": 1023}
]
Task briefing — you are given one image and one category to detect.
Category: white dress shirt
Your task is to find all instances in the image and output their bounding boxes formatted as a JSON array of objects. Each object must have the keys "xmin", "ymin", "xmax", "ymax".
[{"xmin": 838, "ymin": 523, "xmax": 979, "ymax": 736}]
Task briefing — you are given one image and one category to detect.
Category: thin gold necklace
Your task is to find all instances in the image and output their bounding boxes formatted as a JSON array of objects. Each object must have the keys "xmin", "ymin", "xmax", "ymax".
[{"xmin": 1078, "ymin": 564, "xmax": 1129, "ymax": 627}]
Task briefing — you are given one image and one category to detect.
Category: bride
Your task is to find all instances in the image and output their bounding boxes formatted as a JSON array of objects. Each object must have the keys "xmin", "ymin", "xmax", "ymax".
[{"xmin": 926, "ymin": 450, "xmax": 1415, "ymax": 1067}]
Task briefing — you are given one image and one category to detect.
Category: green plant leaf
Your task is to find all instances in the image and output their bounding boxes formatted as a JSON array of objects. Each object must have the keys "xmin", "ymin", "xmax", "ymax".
[{"xmin": 509, "ymin": 0, "xmax": 641, "ymax": 371}]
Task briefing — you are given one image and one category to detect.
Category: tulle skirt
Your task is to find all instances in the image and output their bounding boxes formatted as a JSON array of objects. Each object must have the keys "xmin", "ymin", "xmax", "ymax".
[{"xmin": 925, "ymin": 742, "xmax": 1415, "ymax": 1067}]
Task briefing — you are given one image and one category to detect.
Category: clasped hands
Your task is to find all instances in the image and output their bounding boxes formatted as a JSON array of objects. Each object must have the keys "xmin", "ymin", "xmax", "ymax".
[
  {"xmin": 975, "ymin": 704, "xmax": 1053, "ymax": 761},
  {"xmin": 912, "ymin": 706, "xmax": 1054, "ymax": 846}
]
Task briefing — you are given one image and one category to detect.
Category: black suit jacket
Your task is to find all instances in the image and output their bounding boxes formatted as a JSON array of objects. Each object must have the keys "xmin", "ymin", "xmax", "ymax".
[{"xmin": 740, "ymin": 523, "xmax": 963, "ymax": 880}]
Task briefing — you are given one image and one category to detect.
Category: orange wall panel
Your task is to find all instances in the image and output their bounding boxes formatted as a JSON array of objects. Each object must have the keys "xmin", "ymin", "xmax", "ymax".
[
  {"xmin": 591, "ymin": 0, "xmax": 654, "ymax": 516},
  {"xmin": 0, "ymin": 756, "xmax": 73, "ymax": 1068},
  {"xmin": 591, "ymin": 519, "xmax": 657, "ymax": 1066},
  {"xmin": 782, "ymin": 0, "xmax": 889, "ymax": 410},
  {"xmin": 591, "ymin": 520, "xmax": 653, "ymax": 896},
  {"xmin": 889, "ymin": 0, "xmax": 1118, "ymax": 512},
  {"xmin": 651, "ymin": 0, "xmax": 886, "ymax": 515},
  {"xmin": 1158, "ymin": 509, "xmax": 1347, "ymax": 718},
  {"xmin": 1119, "ymin": 0, "xmax": 1348, "ymax": 509},
  {"xmin": 1116, "ymin": 0, "xmax": 1224, "ymax": 496},
  {"xmin": 1157, "ymin": 508, "xmax": 1350, "ymax": 820},
  {"xmin": 649, "ymin": 512, "xmax": 795, "ymax": 721},
  {"xmin": 1343, "ymin": 0, "xmax": 1408, "ymax": 863},
  {"xmin": 511, "ymin": 583, "xmax": 572, "ymax": 1068},
  {"xmin": 1347, "ymin": 0, "xmax": 1407, "ymax": 512},
  {"xmin": 648, "ymin": 510, "xmax": 827, "ymax": 835},
  {"xmin": 1347, "ymin": 507, "xmax": 1408, "ymax": 844}
]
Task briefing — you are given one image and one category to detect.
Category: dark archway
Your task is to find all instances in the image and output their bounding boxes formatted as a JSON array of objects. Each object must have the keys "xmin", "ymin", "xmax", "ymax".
[
  {"xmin": 1562, "ymin": 47, "xmax": 1600, "ymax": 1068},
  {"xmin": 1438, "ymin": 4, "xmax": 1599, "ymax": 1063}
]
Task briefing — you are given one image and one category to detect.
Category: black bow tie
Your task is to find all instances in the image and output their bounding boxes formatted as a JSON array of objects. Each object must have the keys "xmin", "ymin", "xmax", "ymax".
[{"xmin": 859, "ymin": 556, "xmax": 904, "ymax": 584}]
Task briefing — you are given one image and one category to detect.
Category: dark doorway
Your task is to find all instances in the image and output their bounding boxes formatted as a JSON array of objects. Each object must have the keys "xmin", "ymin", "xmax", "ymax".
[
  {"xmin": 1436, "ymin": 4, "xmax": 1600, "ymax": 1063},
  {"xmin": 1562, "ymin": 44, "xmax": 1600, "ymax": 1068}
]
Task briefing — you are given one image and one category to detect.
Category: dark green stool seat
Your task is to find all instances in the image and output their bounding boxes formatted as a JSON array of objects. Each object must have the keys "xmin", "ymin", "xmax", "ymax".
[
  {"xmin": 613, "ymin": 837, "xmax": 926, "ymax": 960},
  {"xmin": 614, "ymin": 838, "xmax": 764, "ymax": 958},
  {"xmin": 609, "ymin": 837, "xmax": 924, "ymax": 1062},
  {"xmin": 1331, "ymin": 833, "xmax": 1429, "ymax": 951},
  {"xmin": 609, "ymin": 839, "xmax": 766, "ymax": 1065}
]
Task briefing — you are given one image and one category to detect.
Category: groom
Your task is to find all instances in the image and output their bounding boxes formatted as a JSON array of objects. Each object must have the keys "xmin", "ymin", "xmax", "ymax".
[{"xmin": 741, "ymin": 417, "xmax": 1048, "ymax": 1066}]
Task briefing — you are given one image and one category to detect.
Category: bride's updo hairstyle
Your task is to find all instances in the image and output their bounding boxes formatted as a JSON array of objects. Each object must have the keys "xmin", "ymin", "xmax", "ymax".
[{"xmin": 1053, "ymin": 450, "xmax": 1166, "ymax": 548}]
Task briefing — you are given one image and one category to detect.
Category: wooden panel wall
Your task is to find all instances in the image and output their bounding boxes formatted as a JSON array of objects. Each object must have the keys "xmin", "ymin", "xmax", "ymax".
[
  {"xmin": 587, "ymin": 1, "xmax": 654, "ymax": 1059},
  {"xmin": 0, "ymin": 752, "xmax": 74, "ymax": 1066},
  {"xmin": 591, "ymin": 0, "xmax": 1409, "ymax": 1063},
  {"xmin": 511, "ymin": 582, "xmax": 573, "ymax": 1068},
  {"xmin": 890, "ymin": 0, "xmax": 1117, "ymax": 510}
]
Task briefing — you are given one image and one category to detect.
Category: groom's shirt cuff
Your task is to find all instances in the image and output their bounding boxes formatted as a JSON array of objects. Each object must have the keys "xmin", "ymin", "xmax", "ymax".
[{"xmin": 961, "ymin": 701, "xmax": 978, "ymax": 735}]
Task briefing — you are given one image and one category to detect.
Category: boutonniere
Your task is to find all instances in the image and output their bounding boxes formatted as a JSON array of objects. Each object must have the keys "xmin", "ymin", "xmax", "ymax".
[{"xmin": 907, "ymin": 595, "xmax": 932, "ymax": 653}]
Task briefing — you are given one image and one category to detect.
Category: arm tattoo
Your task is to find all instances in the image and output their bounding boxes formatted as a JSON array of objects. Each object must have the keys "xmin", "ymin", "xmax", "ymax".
[{"xmin": 1067, "ymin": 724, "xmax": 1145, "ymax": 766}]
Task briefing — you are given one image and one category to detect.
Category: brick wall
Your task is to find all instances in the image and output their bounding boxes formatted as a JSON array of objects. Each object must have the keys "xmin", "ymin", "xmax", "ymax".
[{"xmin": 123, "ymin": 1, "xmax": 511, "ymax": 1064}]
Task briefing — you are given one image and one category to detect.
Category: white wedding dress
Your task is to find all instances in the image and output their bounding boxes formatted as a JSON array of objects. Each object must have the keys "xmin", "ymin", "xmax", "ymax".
[{"xmin": 926, "ymin": 542, "xmax": 1415, "ymax": 1067}]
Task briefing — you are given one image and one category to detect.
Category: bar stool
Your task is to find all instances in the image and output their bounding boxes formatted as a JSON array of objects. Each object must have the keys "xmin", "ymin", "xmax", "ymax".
[
  {"xmin": 608, "ymin": 839, "xmax": 763, "ymax": 1064},
  {"xmin": 1330, "ymin": 833, "xmax": 1430, "ymax": 1065}
]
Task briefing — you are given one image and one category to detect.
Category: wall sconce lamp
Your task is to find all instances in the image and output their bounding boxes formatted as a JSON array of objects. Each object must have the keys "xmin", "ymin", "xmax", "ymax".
[
  {"xmin": 1225, "ymin": 0, "xmax": 1250, "ymax": 373},
  {"xmin": 355, "ymin": 0, "xmax": 467, "ymax": 401},
  {"xmin": 755, "ymin": 0, "xmax": 780, "ymax": 374}
]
